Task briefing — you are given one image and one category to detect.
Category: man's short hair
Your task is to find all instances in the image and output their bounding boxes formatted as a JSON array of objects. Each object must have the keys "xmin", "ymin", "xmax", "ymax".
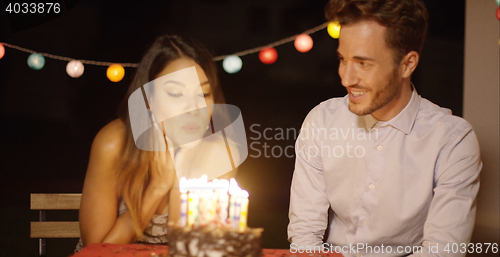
[{"xmin": 325, "ymin": 0, "xmax": 428, "ymax": 63}]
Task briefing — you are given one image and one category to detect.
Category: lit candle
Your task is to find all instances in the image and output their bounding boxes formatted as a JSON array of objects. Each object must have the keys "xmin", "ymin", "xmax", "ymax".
[
  {"xmin": 199, "ymin": 174, "xmax": 208, "ymax": 184},
  {"xmin": 239, "ymin": 190, "xmax": 249, "ymax": 231},
  {"xmin": 209, "ymin": 181, "xmax": 217, "ymax": 225},
  {"xmin": 233, "ymin": 195, "xmax": 241, "ymax": 229},
  {"xmin": 187, "ymin": 179, "xmax": 199, "ymax": 227},
  {"xmin": 179, "ymin": 177, "xmax": 188, "ymax": 227},
  {"xmin": 184, "ymin": 176, "xmax": 248, "ymax": 229},
  {"xmin": 211, "ymin": 189, "xmax": 219, "ymax": 225},
  {"xmin": 228, "ymin": 178, "xmax": 239, "ymax": 226},
  {"xmin": 210, "ymin": 179, "xmax": 219, "ymax": 225},
  {"xmin": 199, "ymin": 184, "xmax": 214, "ymax": 226},
  {"xmin": 216, "ymin": 179, "xmax": 229, "ymax": 225}
]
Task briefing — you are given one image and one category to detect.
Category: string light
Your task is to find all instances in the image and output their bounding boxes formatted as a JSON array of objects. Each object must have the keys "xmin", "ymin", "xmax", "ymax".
[
  {"xmin": 27, "ymin": 53, "xmax": 45, "ymax": 70},
  {"xmin": 66, "ymin": 60, "xmax": 85, "ymax": 78},
  {"xmin": 327, "ymin": 21, "xmax": 341, "ymax": 39},
  {"xmin": 0, "ymin": 43, "xmax": 4, "ymax": 59},
  {"xmin": 294, "ymin": 34, "xmax": 313, "ymax": 53},
  {"xmin": 212, "ymin": 22, "xmax": 328, "ymax": 62},
  {"xmin": 0, "ymin": 42, "xmax": 139, "ymax": 68},
  {"xmin": 0, "ymin": 22, "xmax": 333, "ymax": 77},
  {"xmin": 107, "ymin": 64, "xmax": 125, "ymax": 82},
  {"xmin": 259, "ymin": 48, "xmax": 278, "ymax": 64},
  {"xmin": 222, "ymin": 55, "xmax": 242, "ymax": 74}
]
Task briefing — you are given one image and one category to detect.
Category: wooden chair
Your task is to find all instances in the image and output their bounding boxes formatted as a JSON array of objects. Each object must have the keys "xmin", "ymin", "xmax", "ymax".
[{"xmin": 30, "ymin": 193, "xmax": 82, "ymax": 256}]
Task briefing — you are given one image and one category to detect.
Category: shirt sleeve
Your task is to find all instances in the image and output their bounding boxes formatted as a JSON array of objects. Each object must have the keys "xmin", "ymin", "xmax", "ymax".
[
  {"xmin": 288, "ymin": 106, "xmax": 331, "ymax": 247},
  {"xmin": 410, "ymin": 122, "xmax": 482, "ymax": 257}
]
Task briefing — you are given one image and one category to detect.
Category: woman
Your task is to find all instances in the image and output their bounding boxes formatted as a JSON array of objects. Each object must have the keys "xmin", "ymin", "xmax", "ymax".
[{"xmin": 77, "ymin": 35, "xmax": 236, "ymax": 249}]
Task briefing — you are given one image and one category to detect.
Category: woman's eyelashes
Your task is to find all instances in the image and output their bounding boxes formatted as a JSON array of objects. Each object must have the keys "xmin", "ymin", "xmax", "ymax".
[
  {"xmin": 166, "ymin": 91, "xmax": 211, "ymax": 98},
  {"xmin": 167, "ymin": 92, "xmax": 182, "ymax": 97}
]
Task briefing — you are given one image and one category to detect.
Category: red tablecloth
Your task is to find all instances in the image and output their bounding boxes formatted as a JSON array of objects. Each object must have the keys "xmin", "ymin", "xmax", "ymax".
[{"xmin": 72, "ymin": 243, "xmax": 343, "ymax": 257}]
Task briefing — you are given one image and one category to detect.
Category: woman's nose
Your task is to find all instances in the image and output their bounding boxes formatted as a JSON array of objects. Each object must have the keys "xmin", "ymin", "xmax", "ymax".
[
  {"xmin": 187, "ymin": 108, "xmax": 201, "ymax": 116},
  {"xmin": 185, "ymin": 96, "xmax": 205, "ymax": 116}
]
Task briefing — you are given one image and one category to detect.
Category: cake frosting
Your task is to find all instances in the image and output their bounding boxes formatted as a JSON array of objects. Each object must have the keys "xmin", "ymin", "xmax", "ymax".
[{"xmin": 167, "ymin": 225, "xmax": 263, "ymax": 257}]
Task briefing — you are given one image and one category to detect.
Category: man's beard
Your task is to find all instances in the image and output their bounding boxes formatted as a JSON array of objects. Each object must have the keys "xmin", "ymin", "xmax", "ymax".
[{"xmin": 349, "ymin": 69, "xmax": 400, "ymax": 116}]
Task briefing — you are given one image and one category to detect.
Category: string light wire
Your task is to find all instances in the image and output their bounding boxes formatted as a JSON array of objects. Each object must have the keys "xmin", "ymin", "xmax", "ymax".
[
  {"xmin": 0, "ymin": 22, "xmax": 329, "ymax": 67},
  {"xmin": 212, "ymin": 22, "xmax": 328, "ymax": 61}
]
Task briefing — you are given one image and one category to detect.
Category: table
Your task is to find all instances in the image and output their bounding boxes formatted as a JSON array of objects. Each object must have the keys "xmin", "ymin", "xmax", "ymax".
[{"xmin": 72, "ymin": 243, "xmax": 344, "ymax": 257}]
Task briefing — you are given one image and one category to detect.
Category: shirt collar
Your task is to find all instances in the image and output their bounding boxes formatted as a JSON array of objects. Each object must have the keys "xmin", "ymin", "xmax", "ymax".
[
  {"xmin": 361, "ymin": 87, "xmax": 420, "ymax": 135},
  {"xmin": 362, "ymin": 113, "xmax": 379, "ymax": 131},
  {"xmin": 388, "ymin": 88, "xmax": 420, "ymax": 134}
]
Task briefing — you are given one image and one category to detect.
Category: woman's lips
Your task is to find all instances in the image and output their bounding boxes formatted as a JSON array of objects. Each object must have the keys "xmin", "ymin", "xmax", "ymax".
[{"xmin": 181, "ymin": 123, "xmax": 201, "ymax": 133}]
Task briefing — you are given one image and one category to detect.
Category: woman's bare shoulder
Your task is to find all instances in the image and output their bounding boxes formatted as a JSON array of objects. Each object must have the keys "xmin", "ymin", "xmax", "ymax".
[
  {"xmin": 92, "ymin": 119, "xmax": 127, "ymax": 154},
  {"xmin": 84, "ymin": 119, "xmax": 127, "ymax": 185}
]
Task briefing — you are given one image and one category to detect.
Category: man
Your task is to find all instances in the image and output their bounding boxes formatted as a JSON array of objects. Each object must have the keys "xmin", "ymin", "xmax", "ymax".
[{"xmin": 288, "ymin": 0, "xmax": 481, "ymax": 256}]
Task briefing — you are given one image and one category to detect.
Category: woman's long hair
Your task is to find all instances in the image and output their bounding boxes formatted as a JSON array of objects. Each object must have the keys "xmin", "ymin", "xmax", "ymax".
[{"xmin": 116, "ymin": 35, "xmax": 225, "ymax": 237}]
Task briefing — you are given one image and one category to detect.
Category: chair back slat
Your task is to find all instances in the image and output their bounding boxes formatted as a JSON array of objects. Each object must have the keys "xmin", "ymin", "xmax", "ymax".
[
  {"xmin": 30, "ymin": 193, "xmax": 82, "ymax": 256},
  {"xmin": 30, "ymin": 193, "xmax": 81, "ymax": 210},
  {"xmin": 30, "ymin": 221, "xmax": 81, "ymax": 238}
]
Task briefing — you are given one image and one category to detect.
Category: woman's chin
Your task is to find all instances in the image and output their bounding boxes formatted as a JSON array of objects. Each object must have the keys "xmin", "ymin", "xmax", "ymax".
[{"xmin": 174, "ymin": 133, "xmax": 205, "ymax": 147}]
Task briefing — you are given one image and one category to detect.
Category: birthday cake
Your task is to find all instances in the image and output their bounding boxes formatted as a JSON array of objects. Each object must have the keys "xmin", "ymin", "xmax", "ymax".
[
  {"xmin": 167, "ymin": 177, "xmax": 263, "ymax": 257},
  {"xmin": 167, "ymin": 225, "xmax": 262, "ymax": 257}
]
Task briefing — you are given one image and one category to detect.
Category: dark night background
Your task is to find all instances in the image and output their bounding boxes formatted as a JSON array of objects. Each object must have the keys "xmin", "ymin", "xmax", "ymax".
[{"xmin": 0, "ymin": 0, "xmax": 465, "ymax": 256}]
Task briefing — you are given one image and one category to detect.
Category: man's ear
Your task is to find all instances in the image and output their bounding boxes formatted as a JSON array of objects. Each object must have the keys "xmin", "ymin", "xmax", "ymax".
[{"xmin": 401, "ymin": 51, "xmax": 419, "ymax": 79}]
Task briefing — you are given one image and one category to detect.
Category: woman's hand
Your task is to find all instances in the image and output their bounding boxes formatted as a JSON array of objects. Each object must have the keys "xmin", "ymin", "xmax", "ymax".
[{"xmin": 147, "ymin": 122, "xmax": 177, "ymax": 193}]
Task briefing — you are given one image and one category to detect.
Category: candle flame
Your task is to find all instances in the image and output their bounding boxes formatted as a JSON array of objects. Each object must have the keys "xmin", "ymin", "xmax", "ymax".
[
  {"xmin": 229, "ymin": 178, "xmax": 240, "ymax": 196},
  {"xmin": 179, "ymin": 177, "xmax": 188, "ymax": 192},
  {"xmin": 229, "ymin": 178, "xmax": 249, "ymax": 197}
]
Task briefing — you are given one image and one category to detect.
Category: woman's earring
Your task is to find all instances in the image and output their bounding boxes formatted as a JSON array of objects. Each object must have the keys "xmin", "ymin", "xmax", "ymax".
[{"xmin": 148, "ymin": 109, "xmax": 160, "ymax": 130}]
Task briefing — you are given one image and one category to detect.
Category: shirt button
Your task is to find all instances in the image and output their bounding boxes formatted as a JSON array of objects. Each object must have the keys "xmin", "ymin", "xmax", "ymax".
[
  {"xmin": 369, "ymin": 184, "xmax": 375, "ymax": 190},
  {"xmin": 377, "ymin": 145, "xmax": 383, "ymax": 151},
  {"xmin": 363, "ymin": 219, "xmax": 368, "ymax": 226}
]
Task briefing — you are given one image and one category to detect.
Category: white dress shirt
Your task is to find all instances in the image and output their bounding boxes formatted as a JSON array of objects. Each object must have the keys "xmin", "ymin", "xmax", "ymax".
[{"xmin": 288, "ymin": 90, "xmax": 482, "ymax": 257}]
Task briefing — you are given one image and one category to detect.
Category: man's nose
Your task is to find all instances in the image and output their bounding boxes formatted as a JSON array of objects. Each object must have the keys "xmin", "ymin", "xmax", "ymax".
[{"xmin": 340, "ymin": 62, "xmax": 359, "ymax": 88}]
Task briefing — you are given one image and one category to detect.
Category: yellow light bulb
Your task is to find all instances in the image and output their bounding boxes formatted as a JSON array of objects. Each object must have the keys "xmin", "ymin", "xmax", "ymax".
[
  {"xmin": 327, "ymin": 21, "xmax": 341, "ymax": 39},
  {"xmin": 106, "ymin": 64, "xmax": 125, "ymax": 82}
]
